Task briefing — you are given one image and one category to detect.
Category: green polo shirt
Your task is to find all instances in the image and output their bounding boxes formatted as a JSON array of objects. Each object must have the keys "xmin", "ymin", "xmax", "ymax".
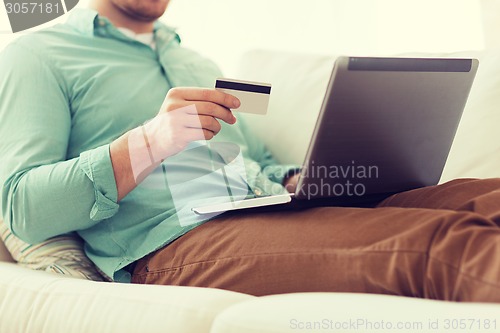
[{"xmin": 0, "ymin": 9, "xmax": 296, "ymax": 282}]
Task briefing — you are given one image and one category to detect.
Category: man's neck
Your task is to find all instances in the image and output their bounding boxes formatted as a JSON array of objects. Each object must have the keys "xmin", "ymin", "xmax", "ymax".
[{"xmin": 89, "ymin": 0, "xmax": 154, "ymax": 34}]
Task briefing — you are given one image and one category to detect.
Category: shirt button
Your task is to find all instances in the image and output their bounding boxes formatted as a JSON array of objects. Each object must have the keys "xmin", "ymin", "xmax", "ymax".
[{"xmin": 254, "ymin": 188, "xmax": 263, "ymax": 196}]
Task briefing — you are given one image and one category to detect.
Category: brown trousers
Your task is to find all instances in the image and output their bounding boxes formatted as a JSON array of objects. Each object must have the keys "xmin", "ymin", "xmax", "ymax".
[{"xmin": 131, "ymin": 179, "xmax": 500, "ymax": 302}]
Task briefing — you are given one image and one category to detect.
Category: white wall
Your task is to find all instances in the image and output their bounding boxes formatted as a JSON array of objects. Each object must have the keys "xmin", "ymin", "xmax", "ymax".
[
  {"xmin": 0, "ymin": 0, "xmax": 487, "ymax": 75},
  {"xmin": 481, "ymin": 0, "xmax": 500, "ymax": 49},
  {"xmin": 163, "ymin": 0, "xmax": 484, "ymax": 75}
]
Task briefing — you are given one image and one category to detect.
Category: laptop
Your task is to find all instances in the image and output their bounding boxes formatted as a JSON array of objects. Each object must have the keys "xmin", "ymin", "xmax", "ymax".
[{"xmin": 192, "ymin": 56, "xmax": 479, "ymax": 215}]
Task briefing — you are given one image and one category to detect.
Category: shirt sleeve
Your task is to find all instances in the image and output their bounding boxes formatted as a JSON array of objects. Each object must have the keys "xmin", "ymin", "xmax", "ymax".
[{"xmin": 0, "ymin": 42, "xmax": 119, "ymax": 244}]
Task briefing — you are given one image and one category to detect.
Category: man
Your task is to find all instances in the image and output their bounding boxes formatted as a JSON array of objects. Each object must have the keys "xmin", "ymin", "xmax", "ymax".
[{"xmin": 0, "ymin": 0, "xmax": 499, "ymax": 302}]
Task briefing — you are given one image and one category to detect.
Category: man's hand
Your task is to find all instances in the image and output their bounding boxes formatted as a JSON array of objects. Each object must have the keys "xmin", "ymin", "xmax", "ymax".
[
  {"xmin": 110, "ymin": 87, "xmax": 240, "ymax": 201},
  {"xmin": 147, "ymin": 87, "xmax": 240, "ymax": 158},
  {"xmin": 283, "ymin": 173, "xmax": 301, "ymax": 194}
]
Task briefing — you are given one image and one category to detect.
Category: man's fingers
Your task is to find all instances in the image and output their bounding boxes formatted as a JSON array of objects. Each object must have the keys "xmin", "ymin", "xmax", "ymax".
[
  {"xmin": 162, "ymin": 102, "xmax": 235, "ymax": 125},
  {"xmin": 183, "ymin": 128, "xmax": 215, "ymax": 141},
  {"xmin": 169, "ymin": 87, "xmax": 240, "ymax": 110},
  {"xmin": 187, "ymin": 102, "xmax": 236, "ymax": 125},
  {"xmin": 184, "ymin": 115, "xmax": 222, "ymax": 135}
]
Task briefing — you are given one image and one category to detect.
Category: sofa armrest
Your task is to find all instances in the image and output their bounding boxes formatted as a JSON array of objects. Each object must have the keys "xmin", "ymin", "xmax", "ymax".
[
  {"xmin": 0, "ymin": 263, "xmax": 253, "ymax": 333},
  {"xmin": 211, "ymin": 293, "xmax": 500, "ymax": 333}
]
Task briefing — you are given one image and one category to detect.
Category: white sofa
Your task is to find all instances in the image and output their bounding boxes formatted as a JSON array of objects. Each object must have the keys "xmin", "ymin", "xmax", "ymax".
[{"xmin": 1, "ymin": 50, "xmax": 500, "ymax": 333}]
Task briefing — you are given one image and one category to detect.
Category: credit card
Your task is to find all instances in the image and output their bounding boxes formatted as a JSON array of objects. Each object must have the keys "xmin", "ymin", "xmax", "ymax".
[{"xmin": 215, "ymin": 78, "xmax": 272, "ymax": 115}]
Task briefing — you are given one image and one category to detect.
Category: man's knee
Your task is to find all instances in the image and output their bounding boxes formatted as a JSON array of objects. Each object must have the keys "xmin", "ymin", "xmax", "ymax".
[{"xmin": 425, "ymin": 211, "xmax": 500, "ymax": 301}]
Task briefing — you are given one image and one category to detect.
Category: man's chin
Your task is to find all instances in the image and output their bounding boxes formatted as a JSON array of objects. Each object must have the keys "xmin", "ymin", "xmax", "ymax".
[
  {"xmin": 130, "ymin": 12, "xmax": 163, "ymax": 22},
  {"xmin": 113, "ymin": 1, "xmax": 169, "ymax": 22},
  {"xmin": 125, "ymin": 8, "xmax": 167, "ymax": 22}
]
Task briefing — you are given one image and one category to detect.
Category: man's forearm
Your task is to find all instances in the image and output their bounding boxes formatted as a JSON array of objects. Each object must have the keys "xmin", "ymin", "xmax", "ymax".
[
  {"xmin": 110, "ymin": 128, "xmax": 162, "ymax": 202},
  {"xmin": 109, "ymin": 90, "xmax": 240, "ymax": 201},
  {"xmin": 110, "ymin": 132, "xmax": 135, "ymax": 202}
]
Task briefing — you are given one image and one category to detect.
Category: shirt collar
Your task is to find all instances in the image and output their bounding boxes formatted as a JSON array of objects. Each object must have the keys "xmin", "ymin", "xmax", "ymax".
[
  {"xmin": 65, "ymin": 8, "xmax": 99, "ymax": 36},
  {"xmin": 65, "ymin": 8, "xmax": 180, "ymax": 44}
]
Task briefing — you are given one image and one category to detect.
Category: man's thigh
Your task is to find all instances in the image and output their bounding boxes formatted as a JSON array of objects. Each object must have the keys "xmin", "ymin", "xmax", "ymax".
[
  {"xmin": 379, "ymin": 178, "xmax": 500, "ymax": 225},
  {"xmin": 132, "ymin": 206, "xmax": 500, "ymax": 301}
]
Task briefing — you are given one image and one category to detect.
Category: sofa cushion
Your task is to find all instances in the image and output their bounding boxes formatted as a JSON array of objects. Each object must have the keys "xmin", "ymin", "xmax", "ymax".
[
  {"xmin": 0, "ymin": 220, "xmax": 103, "ymax": 280},
  {"xmin": 0, "ymin": 262, "xmax": 253, "ymax": 333},
  {"xmin": 236, "ymin": 50, "xmax": 332, "ymax": 165},
  {"xmin": 211, "ymin": 293, "xmax": 500, "ymax": 333},
  {"xmin": 236, "ymin": 49, "xmax": 500, "ymax": 182},
  {"xmin": 438, "ymin": 50, "xmax": 500, "ymax": 182}
]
